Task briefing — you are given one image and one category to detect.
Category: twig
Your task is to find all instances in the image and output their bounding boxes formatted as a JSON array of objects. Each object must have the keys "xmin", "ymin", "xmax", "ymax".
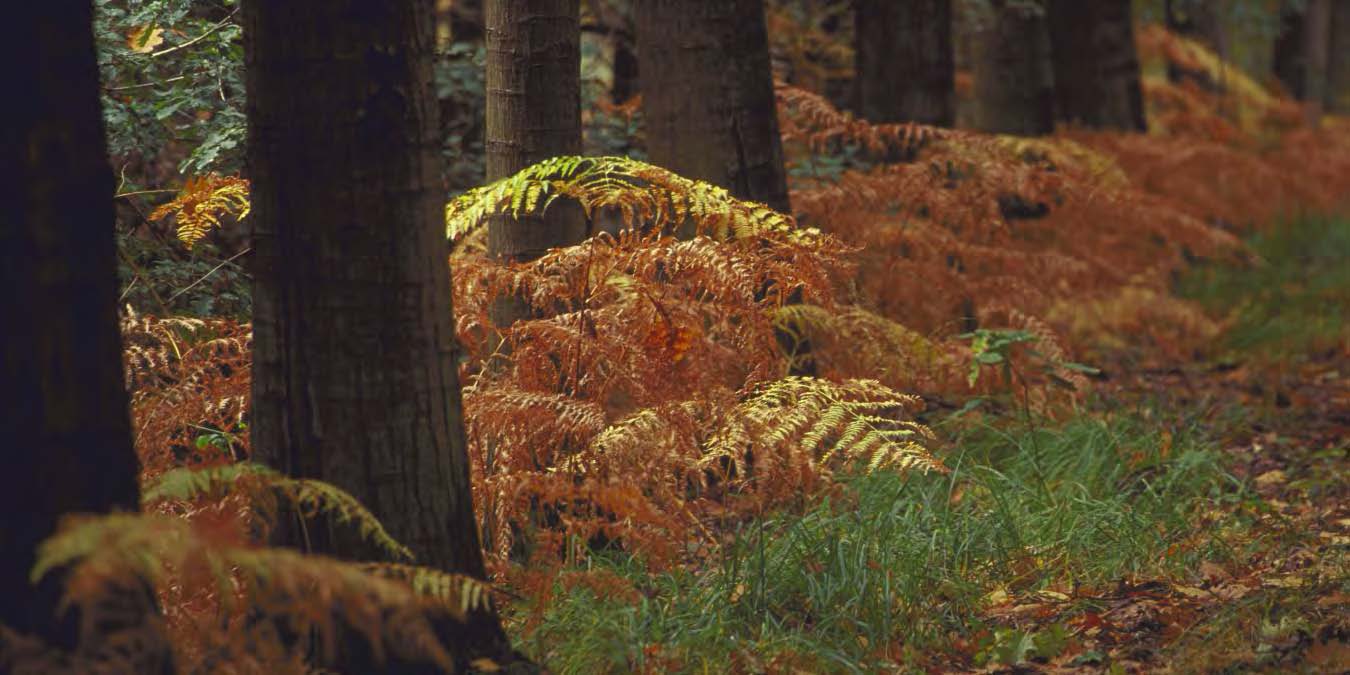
[
  {"xmin": 166, "ymin": 247, "xmax": 253, "ymax": 305},
  {"xmin": 150, "ymin": 10, "xmax": 239, "ymax": 59}
]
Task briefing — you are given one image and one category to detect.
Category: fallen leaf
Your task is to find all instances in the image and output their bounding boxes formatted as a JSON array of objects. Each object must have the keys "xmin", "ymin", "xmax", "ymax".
[
  {"xmin": 1199, "ymin": 561, "xmax": 1229, "ymax": 582},
  {"xmin": 469, "ymin": 657, "xmax": 502, "ymax": 672},
  {"xmin": 1174, "ymin": 585, "xmax": 1209, "ymax": 599},
  {"xmin": 1255, "ymin": 470, "xmax": 1287, "ymax": 487},
  {"xmin": 1263, "ymin": 575, "xmax": 1304, "ymax": 589}
]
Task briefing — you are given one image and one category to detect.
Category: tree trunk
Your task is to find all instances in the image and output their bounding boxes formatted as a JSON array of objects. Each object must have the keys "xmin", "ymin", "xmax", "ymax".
[
  {"xmin": 636, "ymin": 0, "xmax": 791, "ymax": 213},
  {"xmin": 485, "ymin": 0, "xmax": 585, "ymax": 264},
  {"xmin": 853, "ymin": 0, "xmax": 954, "ymax": 126},
  {"xmin": 1329, "ymin": 0, "xmax": 1350, "ymax": 113},
  {"xmin": 1303, "ymin": 0, "xmax": 1333, "ymax": 125},
  {"xmin": 1046, "ymin": 0, "xmax": 1146, "ymax": 131},
  {"xmin": 969, "ymin": 0, "xmax": 1055, "ymax": 136},
  {"xmin": 1275, "ymin": 0, "xmax": 1307, "ymax": 98},
  {"xmin": 243, "ymin": 0, "xmax": 521, "ymax": 669},
  {"xmin": 1, "ymin": 1, "xmax": 158, "ymax": 667}
]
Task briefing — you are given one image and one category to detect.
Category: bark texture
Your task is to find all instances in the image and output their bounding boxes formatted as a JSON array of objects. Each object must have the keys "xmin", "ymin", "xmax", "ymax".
[
  {"xmin": 1303, "ymin": 0, "xmax": 1333, "ymax": 124},
  {"xmin": 970, "ymin": 0, "xmax": 1055, "ymax": 136},
  {"xmin": 853, "ymin": 0, "xmax": 954, "ymax": 126},
  {"xmin": 1, "ymin": 0, "xmax": 152, "ymax": 664},
  {"xmin": 1275, "ymin": 0, "xmax": 1308, "ymax": 98},
  {"xmin": 243, "ymin": 0, "xmax": 520, "ymax": 668},
  {"xmin": 485, "ymin": 0, "xmax": 585, "ymax": 264},
  {"xmin": 1046, "ymin": 0, "xmax": 1146, "ymax": 131},
  {"xmin": 636, "ymin": 0, "xmax": 791, "ymax": 213}
]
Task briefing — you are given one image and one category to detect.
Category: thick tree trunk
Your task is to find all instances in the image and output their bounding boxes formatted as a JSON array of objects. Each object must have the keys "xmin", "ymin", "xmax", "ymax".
[
  {"xmin": 853, "ymin": 0, "xmax": 954, "ymax": 126},
  {"xmin": 1, "ymin": 1, "xmax": 157, "ymax": 667},
  {"xmin": 636, "ymin": 0, "xmax": 791, "ymax": 213},
  {"xmin": 1046, "ymin": 0, "xmax": 1146, "ymax": 131},
  {"xmin": 1275, "ymin": 1, "xmax": 1307, "ymax": 98},
  {"xmin": 485, "ymin": 0, "xmax": 585, "ymax": 264},
  {"xmin": 243, "ymin": 0, "xmax": 521, "ymax": 669},
  {"xmin": 969, "ymin": 0, "xmax": 1055, "ymax": 136},
  {"xmin": 1329, "ymin": 0, "xmax": 1350, "ymax": 113}
]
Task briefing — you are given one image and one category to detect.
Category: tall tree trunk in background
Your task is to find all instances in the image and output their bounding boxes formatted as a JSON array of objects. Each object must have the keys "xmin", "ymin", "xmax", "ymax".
[
  {"xmin": 853, "ymin": 0, "xmax": 954, "ymax": 126},
  {"xmin": 636, "ymin": 0, "xmax": 791, "ymax": 213},
  {"xmin": 1302, "ymin": 0, "xmax": 1333, "ymax": 125},
  {"xmin": 1046, "ymin": 0, "xmax": 1146, "ymax": 131},
  {"xmin": 969, "ymin": 0, "xmax": 1055, "ymax": 136},
  {"xmin": 243, "ymin": 0, "xmax": 520, "ymax": 668},
  {"xmin": 1167, "ymin": 0, "xmax": 1227, "ymax": 67},
  {"xmin": 1275, "ymin": 0, "xmax": 1307, "ymax": 98},
  {"xmin": 2, "ymin": 2, "xmax": 160, "ymax": 669},
  {"xmin": 1329, "ymin": 0, "xmax": 1350, "ymax": 113},
  {"xmin": 485, "ymin": 0, "xmax": 584, "ymax": 329},
  {"xmin": 452, "ymin": 0, "xmax": 485, "ymax": 42}
]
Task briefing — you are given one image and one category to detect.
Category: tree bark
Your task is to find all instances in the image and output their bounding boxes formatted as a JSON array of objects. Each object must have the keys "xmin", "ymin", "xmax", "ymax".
[
  {"xmin": 636, "ymin": 0, "xmax": 792, "ymax": 213},
  {"xmin": 1046, "ymin": 0, "xmax": 1146, "ymax": 131},
  {"xmin": 1275, "ymin": 0, "xmax": 1307, "ymax": 98},
  {"xmin": 969, "ymin": 0, "xmax": 1055, "ymax": 136},
  {"xmin": 1, "ymin": 0, "xmax": 158, "ymax": 667},
  {"xmin": 853, "ymin": 0, "xmax": 954, "ymax": 126},
  {"xmin": 1303, "ymin": 0, "xmax": 1333, "ymax": 125},
  {"xmin": 485, "ymin": 0, "xmax": 585, "ymax": 265},
  {"xmin": 243, "ymin": 0, "xmax": 521, "ymax": 669},
  {"xmin": 1329, "ymin": 0, "xmax": 1350, "ymax": 113}
]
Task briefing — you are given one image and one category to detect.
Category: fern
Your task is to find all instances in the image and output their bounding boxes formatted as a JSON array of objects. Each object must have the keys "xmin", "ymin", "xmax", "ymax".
[
  {"xmin": 142, "ymin": 462, "xmax": 415, "ymax": 562},
  {"xmin": 148, "ymin": 174, "xmax": 250, "ymax": 249},
  {"xmin": 443, "ymin": 155, "xmax": 811, "ymax": 243}
]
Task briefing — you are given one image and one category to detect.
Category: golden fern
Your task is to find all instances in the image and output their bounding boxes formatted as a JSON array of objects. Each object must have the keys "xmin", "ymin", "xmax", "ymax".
[
  {"xmin": 149, "ymin": 174, "xmax": 250, "ymax": 248},
  {"xmin": 142, "ymin": 462, "xmax": 414, "ymax": 562},
  {"xmin": 705, "ymin": 377, "xmax": 944, "ymax": 477},
  {"xmin": 443, "ymin": 155, "xmax": 811, "ymax": 243},
  {"xmin": 30, "ymin": 513, "xmax": 491, "ymax": 670}
]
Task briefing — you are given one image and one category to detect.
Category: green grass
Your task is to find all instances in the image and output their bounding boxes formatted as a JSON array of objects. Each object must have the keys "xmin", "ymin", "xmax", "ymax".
[
  {"xmin": 1179, "ymin": 217, "xmax": 1350, "ymax": 361},
  {"xmin": 508, "ymin": 413, "xmax": 1249, "ymax": 673}
]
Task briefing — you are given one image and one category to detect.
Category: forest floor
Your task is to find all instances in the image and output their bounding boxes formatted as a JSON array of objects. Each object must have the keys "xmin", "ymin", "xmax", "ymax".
[{"xmin": 504, "ymin": 216, "xmax": 1350, "ymax": 674}]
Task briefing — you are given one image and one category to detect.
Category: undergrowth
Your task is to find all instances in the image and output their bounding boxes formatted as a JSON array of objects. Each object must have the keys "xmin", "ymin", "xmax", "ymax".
[{"xmin": 512, "ymin": 412, "xmax": 1248, "ymax": 673}]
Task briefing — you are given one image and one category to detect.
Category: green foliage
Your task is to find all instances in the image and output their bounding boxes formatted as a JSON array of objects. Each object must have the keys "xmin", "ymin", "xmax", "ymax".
[
  {"xmin": 962, "ymin": 328, "xmax": 1099, "ymax": 391},
  {"xmin": 512, "ymin": 413, "xmax": 1243, "ymax": 673},
  {"xmin": 95, "ymin": 0, "xmax": 245, "ymax": 178},
  {"xmin": 1179, "ymin": 217, "xmax": 1350, "ymax": 362},
  {"xmin": 116, "ymin": 234, "xmax": 251, "ymax": 317}
]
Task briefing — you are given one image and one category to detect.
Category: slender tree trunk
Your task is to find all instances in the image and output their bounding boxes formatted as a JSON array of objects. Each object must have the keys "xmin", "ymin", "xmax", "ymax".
[
  {"xmin": 1303, "ymin": 0, "xmax": 1333, "ymax": 125},
  {"xmin": 1, "ymin": 2, "xmax": 161, "ymax": 669},
  {"xmin": 636, "ymin": 0, "xmax": 791, "ymax": 213},
  {"xmin": 1329, "ymin": 0, "xmax": 1350, "ymax": 113},
  {"xmin": 485, "ymin": 0, "xmax": 585, "ymax": 264},
  {"xmin": 1275, "ymin": 0, "xmax": 1308, "ymax": 98},
  {"xmin": 243, "ymin": 0, "xmax": 522, "ymax": 669},
  {"xmin": 452, "ymin": 0, "xmax": 486, "ymax": 42},
  {"xmin": 969, "ymin": 0, "xmax": 1055, "ymax": 136},
  {"xmin": 853, "ymin": 0, "xmax": 954, "ymax": 126},
  {"xmin": 1046, "ymin": 0, "xmax": 1146, "ymax": 131}
]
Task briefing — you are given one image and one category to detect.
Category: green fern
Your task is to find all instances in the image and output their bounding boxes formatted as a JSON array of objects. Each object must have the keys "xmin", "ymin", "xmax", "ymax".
[
  {"xmin": 142, "ymin": 462, "xmax": 414, "ymax": 562},
  {"xmin": 444, "ymin": 155, "xmax": 815, "ymax": 244}
]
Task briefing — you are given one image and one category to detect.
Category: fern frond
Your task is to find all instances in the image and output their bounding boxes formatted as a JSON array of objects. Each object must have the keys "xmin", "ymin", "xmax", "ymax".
[
  {"xmin": 444, "ymin": 156, "xmax": 809, "ymax": 244},
  {"xmin": 149, "ymin": 174, "xmax": 250, "ymax": 248},
  {"xmin": 705, "ymin": 377, "xmax": 944, "ymax": 477},
  {"xmin": 141, "ymin": 462, "xmax": 414, "ymax": 562}
]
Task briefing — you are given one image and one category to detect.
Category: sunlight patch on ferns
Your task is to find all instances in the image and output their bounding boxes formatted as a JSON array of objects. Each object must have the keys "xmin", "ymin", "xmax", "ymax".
[
  {"xmin": 149, "ymin": 174, "xmax": 250, "ymax": 249},
  {"xmin": 444, "ymin": 155, "xmax": 813, "ymax": 244}
]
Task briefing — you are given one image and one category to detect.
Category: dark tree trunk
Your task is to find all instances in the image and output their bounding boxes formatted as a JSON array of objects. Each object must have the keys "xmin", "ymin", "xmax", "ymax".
[
  {"xmin": 1046, "ymin": 0, "xmax": 1146, "ymax": 131},
  {"xmin": 452, "ymin": 0, "xmax": 486, "ymax": 42},
  {"xmin": 970, "ymin": 0, "xmax": 1055, "ymax": 136},
  {"xmin": 636, "ymin": 0, "xmax": 792, "ymax": 213},
  {"xmin": 1303, "ymin": 0, "xmax": 1333, "ymax": 125},
  {"xmin": 1329, "ymin": 0, "xmax": 1350, "ymax": 113},
  {"xmin": 485, "ymin": 0, "xmax": 585, "ymax": 265},
  {"xmin": 243, "ymin": 0, "xmax": 521, "ymax": 669},
  {"xmin": 853, "ymin": 0, "xmax": 954, "ymax": 126},
  {"xmin": 1275, "ymin": 0, "xmax": 1307, "ymax": 98},
  {"xmin": 1, "ymin": 0, "xmax": 157, "ymax": 667}
]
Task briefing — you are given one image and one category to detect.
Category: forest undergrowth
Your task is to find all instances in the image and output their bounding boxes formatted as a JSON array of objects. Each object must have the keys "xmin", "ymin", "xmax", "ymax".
[{"xmin": 82, "ymin": 24, "xmax": 1350, "ymax": 673}]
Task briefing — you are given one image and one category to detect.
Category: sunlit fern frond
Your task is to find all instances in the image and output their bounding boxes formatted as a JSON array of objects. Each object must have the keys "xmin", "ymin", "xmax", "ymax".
[
  {"xmin": 705, "ymin": 377, "xmax": 944, "ymax": 478},
  {"xmin": 358, "ymin": 562, "xmax": 493, "ymax": 618},
  {"xmin": 32, "ymin": 513, "xmax": 461, "ymax": 670},
  {"xmin": 149, "ymin": 174, "xmax": 250, "ymax": 249},
  {"xmin": 773, "ymin": 304, "xmax": 962, "ymax": 392},
  {"xmin": 141, "ymin": 462, "xmax": 414, "ymax": 562},
  {"xmin": 444, "ymin": 155, "xmax": 809, "ymax": 244}
]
